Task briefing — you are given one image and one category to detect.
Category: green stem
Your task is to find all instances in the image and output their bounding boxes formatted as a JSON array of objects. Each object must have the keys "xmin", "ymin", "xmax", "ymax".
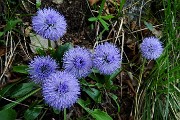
[
  {"xmin": 137, "ymin": 59, "xmax": 146, "ymax": 92},
  {"xmin": 48, "ymin": 39, "xmax": 52, "ymax": 48},
  {"xmin": 64, "ymin": 108, "xmax": 66, "ymax": 120}
]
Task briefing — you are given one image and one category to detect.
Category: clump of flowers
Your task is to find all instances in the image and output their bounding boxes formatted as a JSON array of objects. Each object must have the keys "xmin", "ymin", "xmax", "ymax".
[
  {"xmin": 28, "ymin": 56, "xmax": 58, "ymax": 84},
  {"xmin": 63, "ymin": 47, "xmax": 93, "ymax": 79},
  {"xmin": 93, "ymin": 42, "xmax": 121, "ymax": 75},
  {"xmin": 32, "ymin": 8, "xmax": 67, "ymax": 41},
  {"xmin": 42, "ymin": 71, "xmax": 80, "ymax": 110},
  {"xmin": 140, "ymin": 37, "xmax": 163, "ymax": 60}
]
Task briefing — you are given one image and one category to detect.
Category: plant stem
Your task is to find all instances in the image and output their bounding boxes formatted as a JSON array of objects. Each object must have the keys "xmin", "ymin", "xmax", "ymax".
[
  {"xmin": 48, "ymin": 39, "xmax": 52, "ymax": 48},
  {"xmin": 64, "ymin": 108, "xmax": 66, "ymax": 120},
  {"xmin": 135, "ymin": 59, "xmax": 146, "ymax": 119}
]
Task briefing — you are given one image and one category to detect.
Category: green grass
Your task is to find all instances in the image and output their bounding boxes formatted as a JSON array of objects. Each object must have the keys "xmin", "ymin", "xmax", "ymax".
[{"xmin": 141, "ymin": 0, "xmax": 180, "ymax": 119}]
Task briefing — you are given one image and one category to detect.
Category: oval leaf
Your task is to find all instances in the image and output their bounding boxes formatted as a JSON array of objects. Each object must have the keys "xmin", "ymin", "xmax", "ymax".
[
  {"xmin": 83, "ymin": 88, "xmax": 101, "ymax": 103},
  {"xmin": 101, "ymin": 15, "xmax": 114, "ymax": 20},
  {"xmin": 91, "ymin": 109, "xmax": 113, "ymax": 120},
  {"xmin": 12, "ymin": 65, "xmax": 28, "ymax": 74},
  {"xmin": 53, "ymin": 43, "xmax": 73, "ymax": 68},
  {"xmin": 88, "ymin": 17, "xmax": 98, "ymax": 22}
]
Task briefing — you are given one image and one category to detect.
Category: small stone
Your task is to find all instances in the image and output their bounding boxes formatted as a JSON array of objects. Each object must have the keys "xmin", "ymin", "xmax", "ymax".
[{"xmin": 52, "ymin": 0, "xmax": 63, "ymax": 4}]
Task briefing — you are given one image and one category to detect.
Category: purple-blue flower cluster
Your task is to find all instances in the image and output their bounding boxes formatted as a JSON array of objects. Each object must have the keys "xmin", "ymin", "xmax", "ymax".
[
  {"xmin": 63, "ymin": 47, "xmax": 93, "ymax": 79},
  {"xmin": 28, "ymin": 55, "xmax": 80, "ymax": 110},
  {"xmin": 28, "ymin": 41, "xmax": 123, "ymax": 110},
  {"xmin": 32, "ymin": 8, "xmax": 67, "ymax": 41},
  {"xmin": 30, "ymin": 7, "xmax": 123, "ymax": 110},
  {"xmin": 42, "ymin": 71, "xmax": 80, "ymax": 110},
  {"xmin": 93, "ymin": 42, "xmax": 122, "ymax": 75},
  {"xmin": 28, "ymin": 56, "xmax": 58, "ymax": 84},
  {"xmin": 62, "ymin": 43, "xmax": 122, "ymax": 77},
  {"xmin": 140, "ymin": 37, "xmax": 163, "ymax": 60}
]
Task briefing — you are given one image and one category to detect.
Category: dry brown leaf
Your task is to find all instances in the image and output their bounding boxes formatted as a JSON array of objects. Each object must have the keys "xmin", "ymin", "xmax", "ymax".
[
  {"xmin": 104, "ymin": 2, "xmax": 109, "ymax": 14},
  {"xmin": 25, "ymin": 26, "xmax": 32, "ymax": 37},
  {"xmin": 89, "ymin": 0, "xmax": 99, "ymax": 6},
  {"xmin": 131, "ymin": 21, "xmax": 137, "ymax": 31},
  {"xmin": 127, "ymin": 42, "xmax": 136, "ymax": 55},
  {"xmin": 152, "ymin": 28, "xmax": 162, "ymax": 38},
  {"xmin": 0, "ymin": 47, "xmax": 6, "ymax": 57}
]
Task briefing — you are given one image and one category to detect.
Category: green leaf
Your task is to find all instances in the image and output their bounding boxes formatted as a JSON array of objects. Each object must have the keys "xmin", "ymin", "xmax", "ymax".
[
  {"xmin": 101, "ymin": 15, "xmax": 114, "ymax": 20},
  {"xmin": 11, "ymin": 82, "xmax": 35, "ymax": 98},
  {"xmin": 109, "ymin": 93, "xmax": 120, "ymax": 112},
  {"xmin": 118, "ymin": 0, "xmax": 126, "ymax": 16},
  {"xmin": 144, "ymin": 21, "xmax": 154, "ymax": 31},
  {"xmin": 77, "ymin": 99, "xmax": 91, "ymax": 112},
  {"xmin": 3, "ymin": 88, "xmax": 41, "ymax": 110},
  {"xmin": 95, "ymin": 83, "xmax": 103, "ymax": 89},
  {"xmin": 98, "ymin": 18, "xmax": 109, "ymax": 30},
  {"xmin": 78, "ymin": 99, "xmax": 112, "ymax": 120},
  {"xmin": 0, "ymin": 84, "xmax": 16, "ymax": 98},
  {"xmin": 110, "ymin": 85, "xmax": 119, "ymax": 90},
  {"xmin": 53, "ymin": 108, "xmax": 61, "ymax": 114},
  {"xmin": 83, "ymin": 88, "xmax": 101, "ymax": 103},
  {"xmin": 12, "ymin": 65, "xmax": 28, "ymax": 74},
  {"xmin": 36, "ymin": 0, "xmax": 41, "ymax": 9},
  {"xmin": 92, "ymin": 69, "xmax": 100, "ymax": 73},
  {"xmin": 91, "ymin": 109, "xmax": 113, "ymax": 120},
  {"xmin": 88, "ymin": 73, "xmax": 101, "ymax": 83},
  {"xmin": 24, "ymin": 105, "xmax": 42, "ymax": 120},
  {"xmin": 53, "ymin": 43, "xmax": 73, "ymax": 68},
  {"xmin": 4, "ymin": 19, "xmax": 22, "ymax": 32},
  {"xmin": 0, "ymin": 32, "xmax": 4, "ymax": 37},
  {"xmin": 80, "ymin": 79, "xmax": 96, "ymax": 87},
  {"xmin": 35, "ymin": 47, "xmax": 46, "ymax": 56},
  {"xmin": 0, "ymin": 109, "xmax": 17, "ymax": 120},
  {"xmin": 99, "ymin": 0, "xmax": 106, "ymax": 15},
  {"xmin": 109, "ymin": 69, "xmax": 121, "ymax": 81},
  {"xmin": 88, "ymin": 17, "xmax": 98, "ymax": 22},
  {"xmin": 0, "ymin": 40, "xmax": 5, "ymax": 45},
  {"xmin": 89, "ymin": 69, "xmax": 105, "ymax": 84}
]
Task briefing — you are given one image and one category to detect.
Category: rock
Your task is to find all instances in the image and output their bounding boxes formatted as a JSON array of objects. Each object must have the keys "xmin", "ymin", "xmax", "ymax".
[
  {"xmin": 29, "ymin": 33, "xmax": 56, "ymax": 53},
  {"xmin": 52, "ymin": 0, "xmax": 63, "ymax": 4}
]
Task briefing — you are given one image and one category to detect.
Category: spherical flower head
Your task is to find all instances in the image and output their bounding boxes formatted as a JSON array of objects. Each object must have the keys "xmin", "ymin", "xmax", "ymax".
[
  {"xmin": 32, "ymin": 8, "xmax": 67, "ymax": 41},
  {"xmin": 93, "ymin": 42, "xmax": 121, "ymax": 75},
  {"xmin": 63, "ymin": 47, "xmax": 93, "ymax": 79},
  {"xmin": 140, "ymin": 37, "xmax": 163, "ymax": 60},
  {"xmin": 28, "ymin": 56, "xmax": 58, "ymax": 84},
  {"xmin": 42, "ymin": 71, "xmax": 80, "ymax": 110}
]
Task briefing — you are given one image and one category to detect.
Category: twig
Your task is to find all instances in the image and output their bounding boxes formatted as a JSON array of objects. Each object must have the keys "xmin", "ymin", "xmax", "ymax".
[
  {"xmin": 0, "ymin": 96, "xmax": 29, "ymax": 107},
  {"xmin": 0, "ymin": 32, "xmax": 21, "ymax": 81}
]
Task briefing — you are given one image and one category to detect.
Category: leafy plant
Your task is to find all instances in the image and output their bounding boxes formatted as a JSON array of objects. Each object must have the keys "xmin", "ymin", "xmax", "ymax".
[{"xmin": 88, "ymin": 0, "xmax": 114, "ymax": 30}]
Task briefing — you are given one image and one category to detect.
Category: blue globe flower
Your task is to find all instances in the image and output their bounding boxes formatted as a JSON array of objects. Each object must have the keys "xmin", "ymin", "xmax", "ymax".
[
  {"xmin": 28, "ymin": 56, "xmax": 58, "ymax": 84},
  {"xmin": 32, "ymin": 8, "xmax": 67, "ymax": 41},
  {"xmin": 140, "ymin": 37, "xmax": 163, "ymax": 60},
  {"xmin": 93, "ymin": 42, "xmax": 121, "ymax": 75},
  {"xmin": 63, "ymin": 47, "xmax": 93, "ymax": 79},
  {"xmin": 42, "ymin": 71, "xmax": 80, "ymax": 110}
]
